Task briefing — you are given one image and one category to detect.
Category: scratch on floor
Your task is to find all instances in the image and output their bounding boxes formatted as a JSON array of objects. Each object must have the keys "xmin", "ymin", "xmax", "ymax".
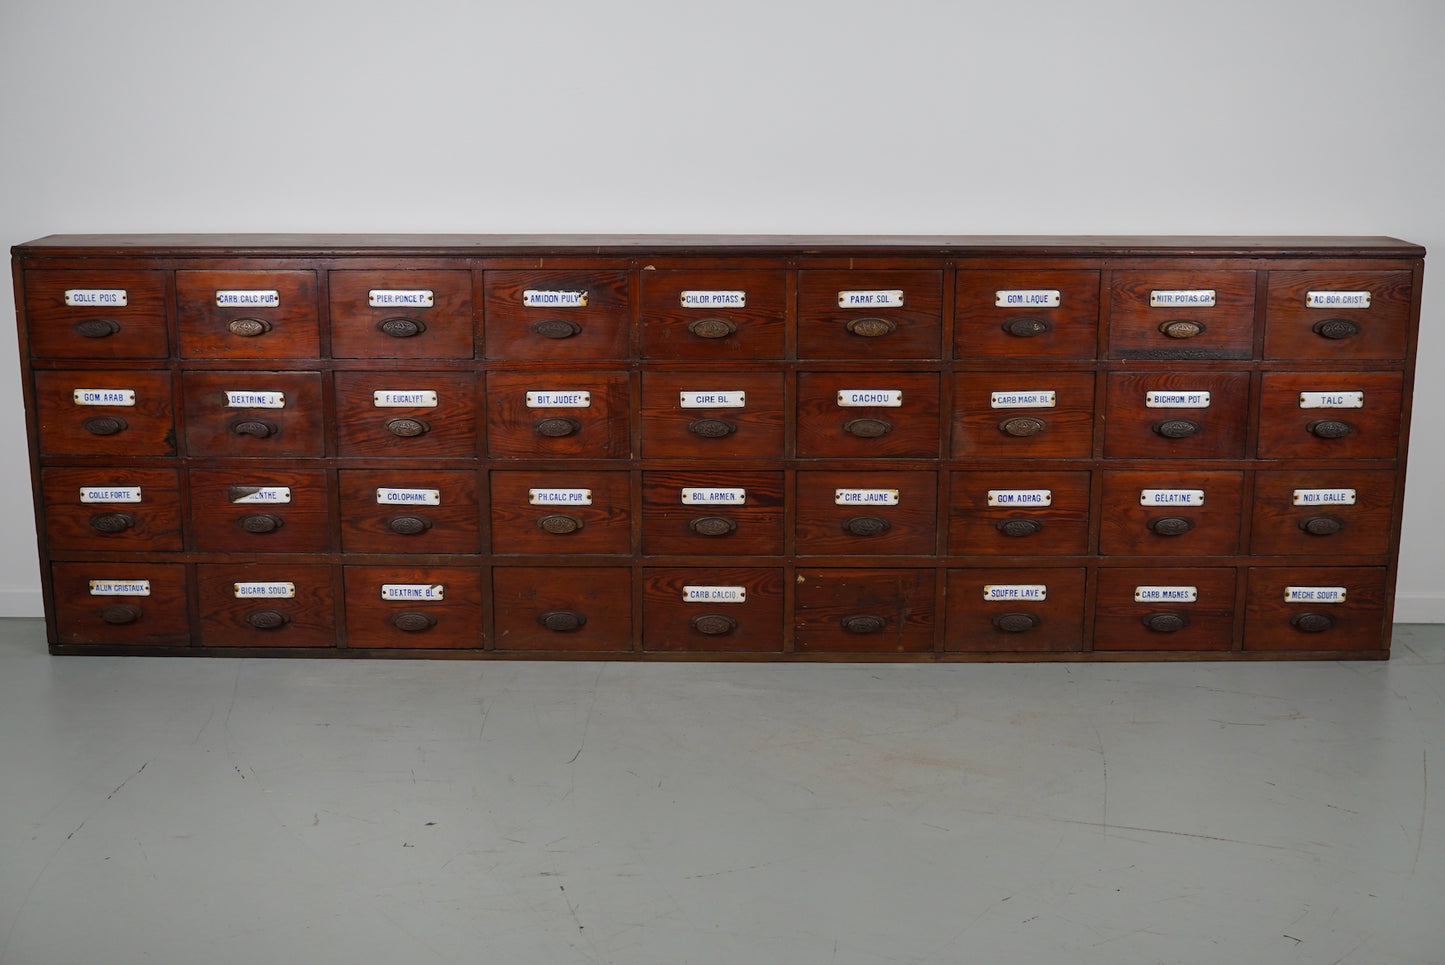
[
  {"xmin": 568, "ymin": 665, "xmax": 607, "ymax": 766},
  {"xmin": 1413, "ymin": 748, "xmax": 1428, "ymax": 878}
]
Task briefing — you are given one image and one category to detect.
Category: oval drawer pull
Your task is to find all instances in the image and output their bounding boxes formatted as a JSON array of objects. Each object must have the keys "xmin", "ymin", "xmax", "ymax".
[
  {"xmin": 690, "ymin": 613, "xmax": 738, "ymax": 636},
  {"xmin": 1290, "ymin": 612, "xmax": 1335, "ymax": 633},
  {"xmin": 534, "ymin": 417, "xmax": 582, "ymax": 438},
  {"xmin": 689, "ymin": 516, "xmax": 737, "ymax": 536},
  {"xmin": 1143, "ymin": 612, "xmax": 1189, "ymax": 633},
  {"xmin": 1002, "ymin": 317, "xmax": 1051, "ymax": 338},
  {"xmin": 845, "ymin": 317, "xmax": 896, "ymax": 338},
  {"xmin": 687, "ymin": 317, "xmax": 737, "ymax": 339},
  {"xmin": 992, "ymin": 611, "xmax": 1040, "ymax": 633},
  {"xmin": 843, "ymin": 418, "xmax": 892, "ymax": 438},
  {"xmin": 386, "ymin": 417, "xmax": 430, "ymax": 438},
  {"xmin": 1313, "ymin": 318, "xmax": 1361, "ymax": 340},
  {"xmin": 246, "ymin": 609, "xmax": 291, "ymax": 630},
  {"xmin": 1159, "ymin": 320, "xmax": 1205, "ymax": 339},
  {"xmin": 1152, "ymin": 418, "xmax": 1201, "ymax": 439},
  {"xmin": 379, "ymin": 317, "xmax": 426, "ymax": 338},
  {"xmin": 391, "ymin": 611, "xmax": 437, "ymax": 632},
  {"xmin": 98, "ymin": 604, "xmax": 143, "ymax": 625},
  {"xmin": 843, "ymin": 515, "xmax": 891, "ymax": 537},
  {"xmin": 537, "ymin": 514, "xmax": 583, "ymax": 535},
  {"xmin": 1307, "ymin": 419, "xmax": 1354, "ymax": 439},
  {"xmin": 688, "ymin": 418, "xmax": 736, "ymax": 438},
  {"xmin": 388, "ymin": 514, "xmax": 433, "ymax": 535},
  {"xmin": 89, "ymin": 512, "xmax": 137, "ymax": 533},
  {"xmin": 530, "ymin": 319, "xmax": 582, "ymax": 339},
  {"xmin": 539, "ymin": 609, "xmax": 587, "ymax": 632},
  {"xmin": 999, "ymin": 416, "xmax": 1047, "ymax": 437},
  {"xmin": 1298, "ymin": 514, "xmax": 1345, "ymax": 536},
  {"xmin": 227, "ymin": 317, "xmax": 272, "ymax": 337},
  {"xmin": 74, "ymin": 318, "xmax": 121, "ymax": 338},
  {"xmin": 996, "ymin": 518, "xmax": 1043, "ymax": 537},
  {"xmin": 233, "ymin": 419, "xmax": 278, "ymax": 439},
  {"xmin": 841, "ymin": 614, "xmax": 887, "ymax": 634},
  {"xmin": 238, "ymin": 513, "xmax": 284, "ymax": 534},
  {"xmin": 1148, "ymin": 516, "xmax": 1194, "ymax": 536},
  {"xmin": 82, "ymin": 416, "xmax": 128, "ymax": 436}
]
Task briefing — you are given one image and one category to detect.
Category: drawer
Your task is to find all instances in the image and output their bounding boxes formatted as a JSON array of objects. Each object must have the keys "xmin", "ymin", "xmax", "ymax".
[
  {"xmin": 329, "ymin": 269, "xmax": 474, "ymax": 359},
  {"xmin": 642, "ymin": 470, "xmax": 784, "ymax": 556},
  {"xmin": 1092, "ymin": 567, "xmax": 1237, "ymax": 652},
  {"xmin": 40, "ymin": 467, "xmax": 183, "ymax": 552},
  {"xmin": 797, "ymin": 270, "xmax": 943, "ymax": 359},
  {"xmin": 189, "ymin": 469, "xmax": 332, "ymax": 553},
  {"xmin": 334, "ymin": 372, "xmax": 478, "ymax": 457},
  {"xmin": 1256, "ymin": 372, "xmax": 1404, "ymax": 460},
  {"xmin": 1108, "ymin": 270, "xmax": 1255, "ymax": 359},
  {"xmin": 343, "ymin": 565, "xmax": 484, "ymax": 649},
  {"xmin": 793, "ymin": 567, "xmax": 935, "ymax": 653},
  {"xmin": 954, "ymin": 269, "xmax": 1100, "ymax": 359},
  {"xmin": 796, "ymin": 470, "xmax": 937, "ymax": 556},
  {"xmin": 35, "ymin": 370, "xmax": 175, "ymax": 457},
  {"xmin": 197, "ymin": 563, "xmax": 336, "ymax": 648},
  {"xmin": 640, "ymin": 371, "xmax": 784, "ymax": 459},
  {"xmin": 338, "ymin": 469, "xmax": 482, "ymax": 554},
  {"xmin": 1243, "ymin": 566, "xmax": 1388, "ymax": 652},
  {"xmin": 1264, "ymin": 271, "xmax": 1413, "ymax": 360},
  {"xmin": 24, "ymin": 269, "xmax": 169, "ymax": 359},
  {"xmin": 51, "ymin": 562, "xmax": 190, "ymax": 647},
  {"xmin": 951, "ymin": 371, "xmax": 1095, "ymax": 458},
  {"xmin": 483, "ymin": 269, "xmax": 630, "ymax": 360},
  {"xmin": 796, "ymin": 372, "xmax": 940, "ymax": 458},
  {"xmin": 1249, "ymin": 469, "xmax": 1396, "ymax": 557},
  {"xmin": 485, "ymin": 371, "xmax": 630, "ymax": 459},
  {"xmin": 1103, "ymin": 371, "xmax": 1250, "ymax": 458},
  {"xmin": 1099, "ymin": 470, "xmax": 1244, "ymax": 556},
  {"xmin": 489, "ymin": 470, "xmax": 631, "ymax": 554},
  {"xmin": 638, "ymin": 269, "xmax": 785, "ymax": 359},
  {"xmin": 177, "ymin": 270, "xmax": 319, "ymax": 358},
  {"xmin": 947, "ymin": 470, "xmax": 1090, "ymax": 555},
  {"xmin": 642, "ymin": 567, "xmax": 785, "ymax": 652},
  {"xmin": 493, "ymin": 566, "xmax": 634, "ymax": 652},
  {"xmin": 181, "ymin": 371, "xmax": 325, "ymax": 457},
  {"xmin": 944, "ymin": 567, "xmax": 1086, "ymax": 652}
]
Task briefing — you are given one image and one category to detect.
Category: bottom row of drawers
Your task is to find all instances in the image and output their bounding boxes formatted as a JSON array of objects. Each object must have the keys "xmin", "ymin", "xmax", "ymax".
[{"xmin": 51, "ymin": 563, "xmax": 1389, "ymax": 655}]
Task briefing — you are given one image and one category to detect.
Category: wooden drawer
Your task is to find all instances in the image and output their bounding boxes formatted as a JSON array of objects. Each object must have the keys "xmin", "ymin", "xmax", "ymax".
[
  {"xmin": 189, "ymin": 469, "xmax": 332, "ymax": 553},
  {"xmin": 944, "ymin": 567, "xmax": 1086, "ymax": 652},
  {"xmin": 1109, "ymin": 270, "xmax": 1256, "ymax": 359},
  {"xmin": 642, "ymin": 567, "xmax": 785, "ymax": 652},
  {"xmin": 35, "ymin": 370, "xmax": 175, "ymax": 457},
  {"xmin": 489, "ymin": 470, "xmax": 631, "ymax": 554},
  {"xmin": 638, "ymin": 269, "xmax": 785, "ymax": 359},
  {"xmin": 338, "ymin": 469, "xmax": 482, "ymax": 554},
  {"xmin": 796, "ymin": 372, "xmax": 940, "ymax": 458},
  {"xmin": 51, "ymin": 562, "xmax": 190, "ymax": 647},
  {"xmin": 640, "ymin": 371, "xmax": 784, "ymax": 459},
  {"xmin": 40, "ymin": 467, "xmax": 183, "ymax": 552},
  {"xmin": 197, "ymin": 563, "xmax": 336, "ymax": 648},
  {"xmin": 1243, "ymin": 566, "xmax": 1388, "ymax": 652},
  {"xmin": 796, "ymin": 470, "xmax": 937, "ymax": 556},
  {"xmin": 493, "ymin": 566, "xmax": 633, "ymax": 652},
  {"xmin": 1264, "ymin": 271, "xmax": 1412, "ymax": 360},
  {"xmin": 343, "ymin": 565, "xmax": 484, "ymax": 649},
  {"xmin": 485, "ymin": 371, "xmax": 630, "ymax": 459},
  {"xmin": 181, "ymin": 371, "xmax": 325, "ymax": 457},
  {"xmin": 1093, "ymin": 567, "xmax": 1236, "ymax": 652},
  {"xmin": 483, "ymin": 269, "xmax": 630, "ymax": 360},
  {"xmin": 329, "ymin": 269, "xmax": 474, "ymax": 359},
  {"xmin": 1256, "ymin": 372, "xmax": 1404, "ymax": 460},
  {"xmin": 954, "ymin": 269, "xmax": 1100, "ymax": 359},
  {"xmin": 333, "ymin": 372, "xmax": 478, "ymax": 458},
  {"xmin": 797, "ymin": 269, "xmax": 943, "ymax": 359},
  {"xmin": 947, "ymin": 470, "xmax": 1090, "ymax": 555},
  {"xmin": 177, "ymin": 270, "xmax": 319, "ymax": 358},
  {"xmin": 24, "ymin": 269, "xmax": 169, "ymax": 359},
  {"xmin": 642, "ymin": 470, "xmax": 784, "ymax": 556},
  {"xmin": 793, "ymin": 567, "xmax": 935, "ymax": 653},
  {"xmin": 1249, "ymin": 469, "xmax": 1396, "ymax": 557},
  {"xmin": 1099, "ymin": 470, "xmax": 1244, "ymax": 556},
  {"xmin": 1103, "ymin": 371, "xmax": 1250, "ymax": 458},
  {"xmin": 951, "ymin": 371, "xmax": 1095, "ymax": 458}
]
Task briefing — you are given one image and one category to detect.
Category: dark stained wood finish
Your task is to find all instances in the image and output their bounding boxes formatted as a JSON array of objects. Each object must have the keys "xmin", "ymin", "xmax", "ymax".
[
  {"xmin": 795, "ymin": 470, "xmax": 938, "ymax": 556},
  {"xmin": 338, "ymin": 469, "xmax": 482, "ymax": 555},
  {"xmin": 333, "ymin": 371, "xmax": 478, "ymax": 458},
  {"xmin": 1249, "ymin": 469, "xmax": 1396, "ymax": 557},
  {"xmin": 1264, "ymin": 270, "xmax": 1412, "ymax": 360},
  {"xmin": 951, "ymin": 371, "xmax": 1095, "ymax": 458},
  {"xmin": 1243, "ymin": 566, "xmax": 1389, "ymax": 652},
  {"xmin": 484, "ymin": 269, "xmax": 630, "ymax": 360},
  {"xmin": 1103, "ymin": 371, "xmax": 1251, "ymax": 459},
  {"xmin": 51, "ymin": 562, "xmax": 190, "ymax": 647},
  {"xmin": 943, "ymin": 567, "xmax": 1087, "ymax": 652},
  {"xmin": 177, "ymin": 269, "xmax": 320, "ymax": 359},
  {"xmin": 1109, "ymin": 270, "xmax": 1256, "ymax": 359},
  {"xmin": 793, "ymin": 568, "xmax": 935, "ymax": 653},
  {"xmin": 329, "ymin": 269, "xmax": 473, "ymax": 359},
  {"xmin": 954, "ymin": 269, "xmax": 1100, "ymax": 360},
  {"xmin": 1092, "ymin": 567, "xmax": 1237, "ymax": 652},
  {"xmin": 35, "ymin": 370, "xmax": 175, "ymax": 457},
  {"xmin": 640, "ymin": 371, "xmax": 785, "ymax": 460},
  {"xmin": 947, "ymin": 470, "xmax": 1091, "ymax": 556},
  {"xmin": 41, "ymin": 467, "xmax": 183, "ymax": 552},
  {"xmin": 25, "ymin": 269, "xmax": 169, "ymax": 359},
  {"xmin": 485, "ymin": 371, "xmax": 631, "ymax": 459},
  {"xmin": 1256, "ymin": 372, "xmax": 1404, "ymax": 460},
  {"xmin": 493, "ymin": 566, "xmax": 633, "ymax": 652},
  {"xmin": 642, "ymin": 567, "xmax": 786, "ymax": 652},
  {"xmin": 182, "ymin": 370, "xmax": 325, "ymax": 458},
  {"xmin": 1099, "ymin": 470, "xmax": 1244, "ymax": 557},
  {"xmin": 342, "ymin": 565, "xmax": 485, "ymax": 649},
  {"xmin": 196, "ymin": 563, "xmax": 336, "ymax": 648},
  {"xmin": 489, "ymin": 470, "xmax": 631, "ymax": 555},
  {"xmin": 797, "ymin": 269, "xmax": 943, "ymax": 359},
  {"xmin": 638, "ymin": 269, "xmax": 786, "ymax": 359},
  {"xmin": 642, "ymin": 470, "xmax": 785, "ymax": 556},
  {"xmin": 189, "ymin": 468, "xmax": 332, "ymax": 554},
  {"xmin": 796, "ymin": 372, "xmax": 941, "ymax": 459}
]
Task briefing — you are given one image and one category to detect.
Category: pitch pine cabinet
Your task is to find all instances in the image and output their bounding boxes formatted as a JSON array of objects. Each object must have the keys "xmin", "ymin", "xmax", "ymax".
[{"xmin": 10, "ymin": 235, "xmax": 1424, "ymax": 660}]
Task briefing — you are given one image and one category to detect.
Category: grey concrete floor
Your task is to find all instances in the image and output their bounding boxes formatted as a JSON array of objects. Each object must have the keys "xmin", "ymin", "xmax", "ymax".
[{"xmin": 0, "ymin": 621, "xmax": 1441, "ymax": 965}]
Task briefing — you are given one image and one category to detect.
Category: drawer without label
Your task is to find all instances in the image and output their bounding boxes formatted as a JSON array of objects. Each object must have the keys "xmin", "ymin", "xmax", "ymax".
[
  {"xmin": 338, "ymin": 469, "xmax": 482, "ymax": 554},
  {"xmin": 485, "ymin": 371, "xmax": 631, "ymax": 459},
  {"xmin": 954, "ymin": 269, "xmax": 1101, "ymax": 359},
  {"xmin": 40, "ymin": 467, "xmax": 184, "ymax": 551},
  {"xmin": 329, "ymin": 269, "xmax": 474, "ymax": 358},
  {"xmin": 1264, "ymin": 271, "xmax": 1413, "ymax": 360},
  {"xmin": 51, "ymin": 562, "xmax": 190, "ymax": 647},
  {"xmin": 196, "ymin": 564, "xmax": 336, "ymax": 648},
  {"xmin": 35, "ymin": 370, "xmax": 175, "ymax": 457},
  {"xmin": 343, "ymin": 566, "xmax": 485, "ymax": 649},
  {"xmin": 24, "ymin": 269, "xmax": 169, "ymax": 359},
  {"xmin": 484, "ymin": 269, "xmax": 631, "ymax": 359},
  {"xmin": 947, "ymin": 470, "xmax": 1090, "ymax": 555},
  {"xmin": 1243, "ymin": 566, "xmax": 1388, "ymax": 652},
  {"xmin": 1092, "ymin": 567, "xmax": 1237, "ymax": 652},
  {"xmin": 1099, "ymin": 470, "xmax": 1244, "ymax": 556},
  {"xmin": 189, "ymin": 469, "xmax": 332, "ymax": 553},
  {"xmin": 951, "ymin": 371, "xmax": 1095, "ymax": 458},
  {"xmin": 797, "ymin": 269, "xmax": 943, "ymax": 359},
  {"xmin": 1108, "ymin": 270, "xmax": 1256, "ymax": 359},
  {"xmin": 638, "ymin": 269, "xmax": 786, "ymax": 359},
  {"xmin": 796, "ymin": 372, "xmax": 941, "ymax": 459},
  {"xmin": 489, "ymin": 471, "xmax": 631, "ymax": 554},
  {"xmin": 793, "ymin": 567, "xmax": 936, "ymax": 653},
  {"xmin": 642, "ymin": 470, "xmax": 784, "ymax": 556},
  {"xmin": 1249, "ymin": 470, "xmax": 1396, "ymax": 557},
  {"xmin": 944, "ymin": 567, "xmax": 1086, "ymax": 652},
  {"xmin": 177, "ymin": 270, "xmax": 320, "ymax": 358},
  {"xmin": 1256, "ymin": 372, "xmax": 1404, "ymax": 460},
  {"xmin": 642, "ymin": 567, "xmax": 785, "ymax": 652},
  {"xmin": 181, "ymin": 371, "xmax": 325, "ymax": 457},
  {"xmin": 493, "ymin": 566, "xmax": 634, "ymax": 652},
  {"xmin": 1103, "ymin": 371, "xmax": 1250, "ymax": 458},
  {"xmin": 333, "ymin": 372, "xmax": 478, "ymax": 457}
]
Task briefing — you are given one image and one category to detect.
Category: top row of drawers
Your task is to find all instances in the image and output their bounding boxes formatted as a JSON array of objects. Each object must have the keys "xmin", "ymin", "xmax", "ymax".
[{"xmin": 24, "ymin": 267, "xmax": 1414, "ymax": 361}]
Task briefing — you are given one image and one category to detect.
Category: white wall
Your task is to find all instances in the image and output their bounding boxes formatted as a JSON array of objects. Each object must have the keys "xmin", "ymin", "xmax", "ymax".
[{"xmin": 2, "ymin": 0, "xmax": 1442, "ymax": 620}]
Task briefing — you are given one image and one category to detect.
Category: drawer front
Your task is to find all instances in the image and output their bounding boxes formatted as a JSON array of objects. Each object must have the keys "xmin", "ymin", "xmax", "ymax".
[
  {"xmin": 796, "ymin": 372, "xmax": 941, "ymax": 458},
  {"xmin": 797, "ymin": 269, "xmax": 943, "ymax": 359},
  {"xmin": 489, "ymin": 470, "xmax": 631, "ymax": 554},
  {"xmin": 1103, "ymin": 371, "xmax": 1250, "ymax": 458},
  {"xmin": 954, "ymin": 269, "xmax": 1100, "ymax": 359},
  {"xmin": 1243, "ymin": 566, "xmax": 1388, "ymax": 652},
  {"xmin": 1099, "ymin": 470, "xmax": 1244, "ymax": 556},
  {"xmin": 947, "ymin": 470, "xmax": 1090, "ymax": 555},
  {"xmin": 41, "ymin": 467, "xmax": 183, "ymax": 552},
  {"xmin": 36, "ymin": 370, "xmax": 175, "ymax": 457},
  {"xmin": 642, "ymin": 567, "xmax": 785, "ymax": 652},
  {"xmin": 197, "ymin": 563, "xmax": 336, "ymax": 648},
  {"xmin": 343, "ymin": 565, "xmax": 484, "ymax": 649},
  {"xmin": 24, "ymin": 269, "xmax": 169, "ymax": 359},
  {"xmin": 640, "ymin": 371, "xmax": 785, "ymax": 459},
  {"xmin": 484, "ymin": 269, "xmax": 630, "ymax": 360},
  {"xmin": 338, "ymin": 469, "xmax": 482, "ymax": 554},
  {"xmin": 944, "ymin": 567, "xmax": 1086, "ymax": 652},
  {"xmin": 796, "ymin": 470, "xmax": 937, "ymax": 556},
  {"xmin": 951, "ymin": 371, "xmax": 1095, "ymax": 458},
  {"xmin": 1093, "ymin": 567, "xmax": 1236, "ymax": 651},
  {"xmin": 51, "ymin": 562, "xmax": 190, "ymax": 646},
  {"xmin": 329, "ymin": 269, "xmax": 474, "ymax": 359},
  {"xmin": 642, "ymin": 470, "xmax": 784, "ymax": 556},
  {"xmin": 189, "ymin": 469, "xmax": 332, "ymax": 553},
  {"xmin": 334, "ymin": 372, "xmax": 478, "ymax": 457},
  {"xmin": 177, "ymin": 270, "xmax": 319, "ymax": 358},
  {"xmin": 485, "ymin": 371, "xmax": 630, "ymax": 459},
  {"xmin": 1249, "ymin": 469, "xmax": 1396, "ymax": 557},
  {"xmin": 1109, "ymin": 270, "xmax": 1256, "ymax": 359},
  {"xmin": 638, "ymin": 269, "xmax": 785, "ymax": 359},
  {"xmin": 1257, "ymin": 372, "xmax": 1404, "ymax": 460},
  {"xmin": 793, "ymin": 567, "xmax": 935, "ymax": 653},
  {"xmin": 493, "ymin": 566, "xmax": 634, "ymax": 652},
  {"xmin": 1264, "ymin": 270, "xmax": 1412, "ymax": 360},
  {"xmin": 182, "ymin": 371, "xmax": 325, "ymax": 457}
]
